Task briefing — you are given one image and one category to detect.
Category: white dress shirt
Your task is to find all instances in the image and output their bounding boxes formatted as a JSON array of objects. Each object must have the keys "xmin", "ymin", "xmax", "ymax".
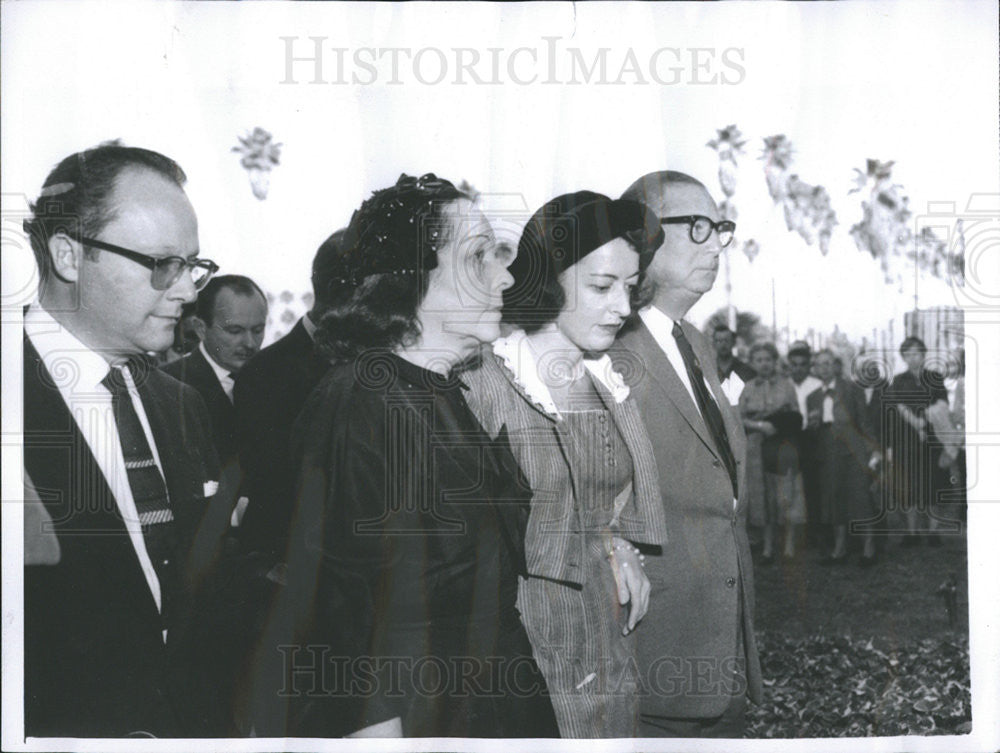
[
  {"xmin": 793, "ymin": 375, "xmax": 823, "ymax": 429},
  {"xmin": 25, "ymin": 304, "xmax": 167, "ymax": 617},
  {"xmin": 639, "ymin": 306, "xmax": 736, "ymax": 509},
  {"xmin": 639, "ymin": 306, "xmax": 714, "ymax": 410},
  {"xmin": 719, "ymin": 369, "xmax": 747, "ymax": 407},
  {"xmin": 821, "ymin": 380, "xmax": 836, "ymax": 423},
  {"xmin": 199, "ymin": 342, "xmax": 235, "ymax": 401},
  {"xmin": 300, "ymin": 312, "xmax": 318, "ymax": 341}
]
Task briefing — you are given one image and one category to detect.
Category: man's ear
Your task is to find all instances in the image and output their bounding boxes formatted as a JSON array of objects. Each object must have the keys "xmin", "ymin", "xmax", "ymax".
[
  {"xmin": 190, "ymin": 315, "xmax": 207, "ymax": 340},
  {"xmin": 47, "ymin": 233, "xmax": 81, "ymax": 283}
]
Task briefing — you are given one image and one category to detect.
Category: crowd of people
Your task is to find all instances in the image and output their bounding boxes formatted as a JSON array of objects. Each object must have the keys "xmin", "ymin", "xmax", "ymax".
[
  {"xmin": 19, "ymin": 140, "xmax": 963, "ymax": 741},
  {"xmin": 710, "ymin": 327, "xmax": 966, "ymax": 566}
]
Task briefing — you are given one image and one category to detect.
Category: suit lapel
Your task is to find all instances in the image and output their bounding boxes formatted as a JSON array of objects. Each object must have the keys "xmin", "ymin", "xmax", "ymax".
[
  {"xmin": 190, "ymin": 349, "xmax": 232, "ymax": 410},
  {"xmin": 23, "ymin": 337, "xmax": 161, "ymax": 623},
  {"xmin": 624, "ymin": 321, "xmax": 718, "ymax": 456},
  {"xmin": 488, "ymin": 350, "xmax": 576, "ymax": 490}
]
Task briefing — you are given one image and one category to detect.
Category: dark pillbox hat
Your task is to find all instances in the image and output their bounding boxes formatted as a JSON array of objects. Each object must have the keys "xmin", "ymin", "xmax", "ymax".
[{"xmin": 515, "ymin": 191, "xmax": 664, "ymax": 277}]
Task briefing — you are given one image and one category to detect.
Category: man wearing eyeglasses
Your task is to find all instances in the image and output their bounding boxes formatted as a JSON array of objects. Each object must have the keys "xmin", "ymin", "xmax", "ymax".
[
  {"xmin": 614, "ymin": 171, "xmax": 761, "ymax": 737},
  {"xmin": 21, "ymin": 141, "xmax": 231, "ymax": 737}
]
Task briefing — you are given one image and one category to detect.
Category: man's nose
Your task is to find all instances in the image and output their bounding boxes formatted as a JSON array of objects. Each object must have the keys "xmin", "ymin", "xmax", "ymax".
[
  {"xmin": 169, "ymin": 268, "xmax": 198, "ymax": 304},
  {"xmin": 704, "ymin": 232, "xmax": 724, "ymax": 256}
]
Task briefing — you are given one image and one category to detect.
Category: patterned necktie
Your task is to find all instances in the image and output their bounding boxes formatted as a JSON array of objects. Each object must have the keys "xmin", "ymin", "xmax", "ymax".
[
  {"xmin": 102, "ymin": 363, "xmax": 177, "ymax": 622},
  {"xmin": 671, "ymin": 323, "xmax": 739, "ymax": 497}
]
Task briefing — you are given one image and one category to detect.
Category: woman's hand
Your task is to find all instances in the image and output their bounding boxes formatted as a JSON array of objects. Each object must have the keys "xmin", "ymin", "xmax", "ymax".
[{"xmin": 607, "ymin": 536, "xmax": 650, "ymax": 635}]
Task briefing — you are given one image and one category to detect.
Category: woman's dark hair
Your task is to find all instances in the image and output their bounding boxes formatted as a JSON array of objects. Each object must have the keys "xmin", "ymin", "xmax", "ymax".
[
  {"xmin": 316, "ymin": 173, "xmax": 469, "ymax": 362},
  {"xmin": 23, "ymin": 140, "xmax": 186, "ymax": 285},
  {"xmin": 502, "ymin": 191, "xmax": 663, "ymax": 333}
]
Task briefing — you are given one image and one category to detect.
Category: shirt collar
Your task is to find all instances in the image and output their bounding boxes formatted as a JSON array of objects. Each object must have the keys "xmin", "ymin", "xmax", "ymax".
[
  {"xmin": 492, "ymin": 329, "xmax": 629, "ymax": 419},
  {"xmin": 639, "ymin": 304, "xmax": 681, "ymax": 336},
  {"xmin": 301, "ymin": 313, "xmax": 318, "ymax": 341},
  {"xmin": 25, "ymin": 303, "xmax": 114, "ymax": 391},
  {"xmin": 199, "ymin": 341, "xmax": 234, "ymax": 383}
]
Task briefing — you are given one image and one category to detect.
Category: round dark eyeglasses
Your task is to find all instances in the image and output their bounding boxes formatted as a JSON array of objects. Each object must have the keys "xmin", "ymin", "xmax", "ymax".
[
  {"xmin": 660, "ymin": 215, "xmax": 736, "ymax": 247},
  {"xmin": 67, "ymin": 233, "xmax": 219, "ymax": 290}
]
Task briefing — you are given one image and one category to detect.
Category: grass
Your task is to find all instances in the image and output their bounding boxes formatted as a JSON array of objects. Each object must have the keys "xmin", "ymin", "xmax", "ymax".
[{"xmin": 746, "ymin": 527, "xmax": 971, "ymax": 737}]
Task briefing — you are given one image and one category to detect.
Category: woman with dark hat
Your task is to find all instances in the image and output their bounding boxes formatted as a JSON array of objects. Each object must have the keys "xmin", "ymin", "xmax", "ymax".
[
  {"xmin": 463, "ymin": 191, "xmax": 668, "ymax": 737},
  {"xmin": 283, "ymin": 174, "xmax": 558, "ymax": 738}
]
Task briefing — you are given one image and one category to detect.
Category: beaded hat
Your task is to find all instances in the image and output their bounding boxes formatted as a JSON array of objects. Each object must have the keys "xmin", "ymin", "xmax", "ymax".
[{"xmin": 332, "ymin": 173, "xmax": 467, "ymax": 287}]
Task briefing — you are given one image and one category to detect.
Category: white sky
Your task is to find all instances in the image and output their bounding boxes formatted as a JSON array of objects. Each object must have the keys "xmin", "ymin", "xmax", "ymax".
[
  {"xmin": 2, "ymin": 0, "xmax": 997, "ymax": 347},
  {"xmin": 2, "ymin": 3, "xmax": 1000, "ymax": 752}
]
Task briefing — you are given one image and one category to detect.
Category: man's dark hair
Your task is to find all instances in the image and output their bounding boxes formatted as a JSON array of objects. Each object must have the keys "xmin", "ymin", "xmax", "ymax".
[
  {"xmin": 713, "ymin": 325, "xmax": 735, "ymax": 340},
  {"xmin": 310, "ymin": 228, "xmax": 346, "ymax": 312},
  {"xmin": 23, "ymin": 140, "xmax": 187, "ymax": 284},
  {"xmin": 195, "ymin": 274, "xmax": 267, "ymax": 325},
  {"xmin": 900, "ymin": 336, "xmax": 928, "ymax": 355}
]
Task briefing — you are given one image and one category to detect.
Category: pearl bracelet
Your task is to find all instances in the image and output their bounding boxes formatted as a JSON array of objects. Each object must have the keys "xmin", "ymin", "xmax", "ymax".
[{"xmin": 609, "ymin": 540, "xmax": 645, "ymax": 568}]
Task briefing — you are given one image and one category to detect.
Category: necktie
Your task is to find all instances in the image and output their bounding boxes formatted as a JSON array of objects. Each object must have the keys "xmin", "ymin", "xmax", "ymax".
[
  {"xmin": 671, "ymin": 323, "xmax": 739, "ymax": 497},
  {"xmin": 102, "ymin": 363, "xmax": 177, "ymax": 623}
]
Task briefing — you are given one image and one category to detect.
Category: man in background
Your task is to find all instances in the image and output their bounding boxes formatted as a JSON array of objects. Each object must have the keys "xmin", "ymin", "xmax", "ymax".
[
  {"xmin": 787, "ymin": 341, "xmax": 823, "ymax": 549},
  {"xmin": 230, "ymin": 230, "xmax": 342, "ymax": 735},
  {"xmin": 163, "ymin": 274, "xmax": 267, "ymax": 467},
  {"xmin": 234, "ymin": 230, "xmax": 342, "ymax": 559},
  {"xmin": 806, "ymin": 349, "xmax": 879, "ymax": 563},
  {"xmin": 713, "ymin": 324, "xmax": 756, "ymax": 406}
]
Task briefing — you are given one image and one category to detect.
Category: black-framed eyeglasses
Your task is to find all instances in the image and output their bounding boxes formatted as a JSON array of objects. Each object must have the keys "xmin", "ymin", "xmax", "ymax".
[
  {"xmin": 660, "ymin": 215, "xmax": 736, "ymax": 247},
  {"xmin": 66, "ymin": 233, "xmax": 219, "ymax": 290}
]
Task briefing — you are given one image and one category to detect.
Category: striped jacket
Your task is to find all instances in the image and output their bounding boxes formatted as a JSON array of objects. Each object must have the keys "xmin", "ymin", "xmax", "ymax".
[{"xmin": 463, "ymin": 333, "xmax": 668, "ymax": 585}]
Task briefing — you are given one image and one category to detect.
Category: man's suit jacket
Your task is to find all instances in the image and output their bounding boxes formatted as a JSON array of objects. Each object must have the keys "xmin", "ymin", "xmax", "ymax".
[
  {"xmin": 612, "ymin": 319, "xmax": 762, "ymax": 719},
  {"xmin": 233, "ymin": 319, "xmax": 330, "ymax": 558},
  {"xmin": 805, "ymin": 378, "xmax": 877, "ymax": 461},
  {"xmin": 162, "ymin": 347, "xmax": 236, "ymax": 464},
  {"xmin": 806, "ymin": 378, "xmax": 880, "ymax": 524},
  {"xmin": 22, "ymin": 337, "xmax": 233, "ymax": 737}
]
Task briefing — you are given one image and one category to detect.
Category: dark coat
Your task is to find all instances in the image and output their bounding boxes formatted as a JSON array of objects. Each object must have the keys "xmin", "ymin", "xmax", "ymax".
[
  {"xmin": 162, "ymin": 347, "xmax": 236, "ymax": 464},
  {"xmin": 233, "ymin": 319, "xmax": 330, "ymax": 558},
  {"xmin": 806, "ymin": 378, "xmax": 880, "ymax": 526},
  {"xmin": 280, "ymin": 353, "xmax": 557, "ymax": 737},
  {"xmin": 612, "ymin": 320, "xmax": 762, "ymax": 719},
  {"xmin": 22, "ymin": 337, "xmax": 233, "ymax": 737}
]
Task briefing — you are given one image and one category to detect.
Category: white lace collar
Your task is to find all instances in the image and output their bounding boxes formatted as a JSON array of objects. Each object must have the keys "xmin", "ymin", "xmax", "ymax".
[{"xmin": 492, "ymin": 329, "xmax": 630, "ymax": 419}]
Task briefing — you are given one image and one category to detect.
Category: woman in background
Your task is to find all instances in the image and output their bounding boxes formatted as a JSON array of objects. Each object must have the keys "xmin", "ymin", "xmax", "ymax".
[
  {"xmin": 739, "ymin": 342, "xmax": 804, "ymax": 561},
  {"xmin": 283, "ymin": 174, "xmax": 558, "ymax": 738},
  {"xmin": 464, "ymin": 191, "xmax": 668, "ymax": 737}
]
